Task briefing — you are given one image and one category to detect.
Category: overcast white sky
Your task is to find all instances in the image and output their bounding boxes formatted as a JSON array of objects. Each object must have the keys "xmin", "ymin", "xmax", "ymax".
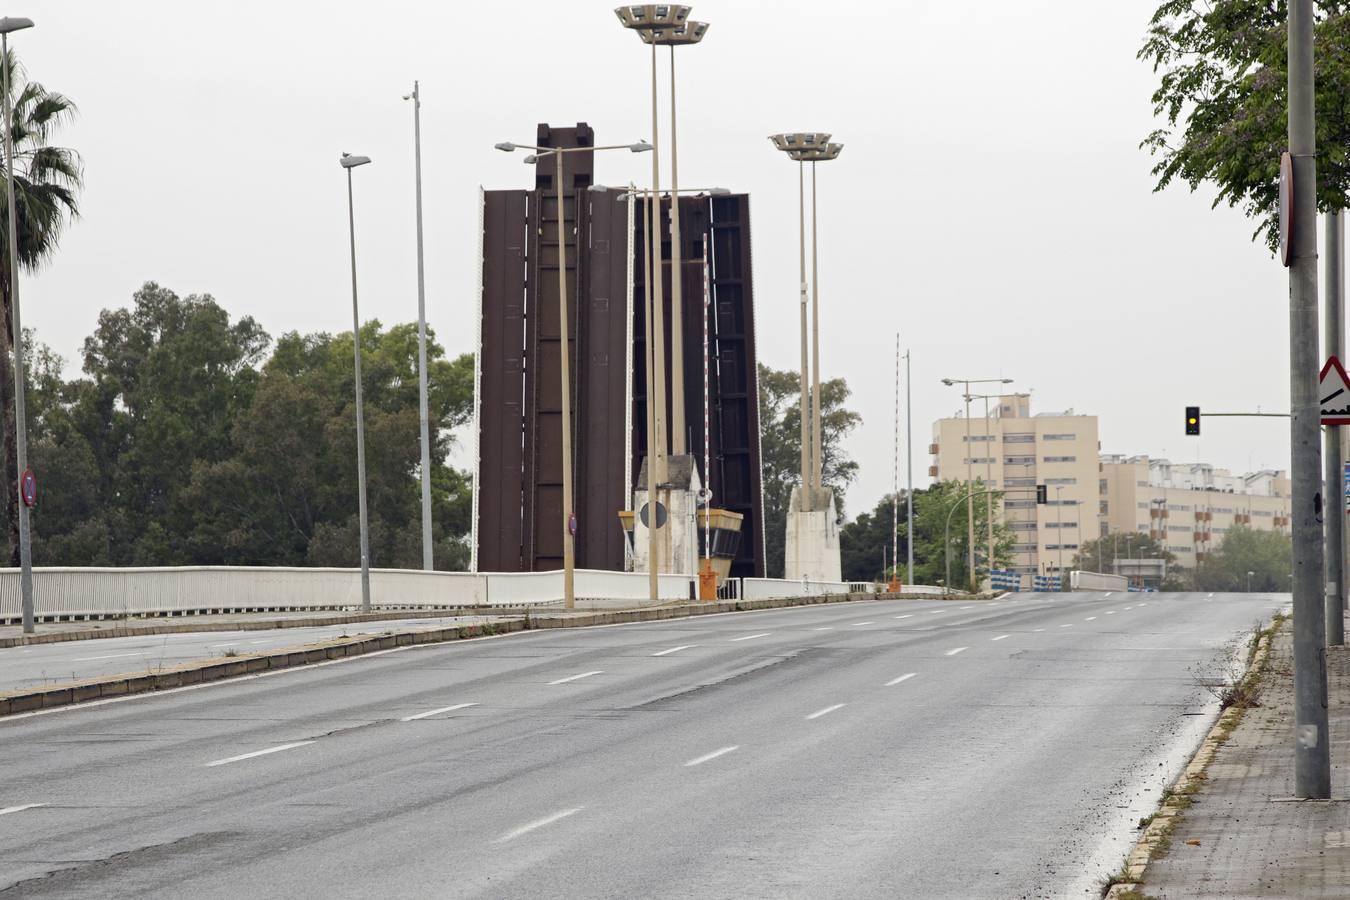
[{"xmin": 18, "ymin": 0, "xmax": 1296, "ymax": 518}]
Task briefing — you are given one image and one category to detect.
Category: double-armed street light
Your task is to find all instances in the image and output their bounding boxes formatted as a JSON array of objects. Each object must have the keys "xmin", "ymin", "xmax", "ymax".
[
  {"xmin": 615, "ymin": 6, "xmax": 709, "ymax": 459},
  {"xmin": 495, "ymin": 139, "xmax": 652, "ymax": 608},
  {"xmin": 941, "ymin": 377, "xmax": 1013, "ymax": 591},
  {"xmin": 340, "ymin": 152, "xmax": 374, "ymax": 612},
  {"xmin": 0, "ymin": 16, "xmax": 35, "ymax": 632}
]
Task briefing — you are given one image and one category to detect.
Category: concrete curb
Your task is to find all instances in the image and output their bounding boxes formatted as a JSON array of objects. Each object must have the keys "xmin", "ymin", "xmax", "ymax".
[
  {"xmin": 1103, "ymin": 624, "xmax": 1279, "ymax": 899},
  {"xmin": 0, "ymin": 606, "xmax": 542, "ymax": 648},
  {"xmin": 0, "ymin": 590, "xmax": 882, "ymax": 717}
]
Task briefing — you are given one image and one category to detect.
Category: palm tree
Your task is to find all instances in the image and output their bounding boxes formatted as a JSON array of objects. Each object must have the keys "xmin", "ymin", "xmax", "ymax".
[{"xmin": 0, "ymin": 48, "xmax": 81, "ymax": 563}]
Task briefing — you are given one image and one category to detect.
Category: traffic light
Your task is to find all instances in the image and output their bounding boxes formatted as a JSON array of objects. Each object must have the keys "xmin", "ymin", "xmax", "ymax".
[
  {"xmin": 1185, "ymin": 406, "xmax": 1201, "ymax": 436},
  {"xmin": 1036, "ymin": 484, "xmax": 1047, "ymax": 504}
]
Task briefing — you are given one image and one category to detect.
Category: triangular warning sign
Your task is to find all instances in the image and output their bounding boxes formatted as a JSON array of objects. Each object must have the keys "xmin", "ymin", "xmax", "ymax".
[{"xmin": 1321, "ymin": 356, "xmax": 1350, "ymax": 424}]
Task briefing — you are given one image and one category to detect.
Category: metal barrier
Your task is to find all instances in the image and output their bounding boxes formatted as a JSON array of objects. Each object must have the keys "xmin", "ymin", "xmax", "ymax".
[{"xmin": 740, "ymin": 578, "xmax": 851, "ymax": 600}]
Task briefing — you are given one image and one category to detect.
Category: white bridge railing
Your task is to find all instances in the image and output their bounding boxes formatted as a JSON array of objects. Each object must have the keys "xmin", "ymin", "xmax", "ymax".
[{"xmin": 0, "ymin": 567, "xmax": 879, "ymax": 624}]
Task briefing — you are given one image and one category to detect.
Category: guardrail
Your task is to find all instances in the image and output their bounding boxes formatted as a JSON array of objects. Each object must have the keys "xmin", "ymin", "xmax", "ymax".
[{"xmin": 0, "ymin": 567, "xmax": 877, "ymax": 624}]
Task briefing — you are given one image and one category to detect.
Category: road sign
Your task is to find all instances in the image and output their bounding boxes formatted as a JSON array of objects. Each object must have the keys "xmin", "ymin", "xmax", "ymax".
[
  {"xmin": 1320, "ymin": 356, "xmax": 1350, "ymax": 425},
  {"xmin": 19, "ymin": 468, "xmax": 35, "ymax": 508},
  {"xmin": 1280, "ymin": 151, "xmax": 1294, "ymax": 266}
]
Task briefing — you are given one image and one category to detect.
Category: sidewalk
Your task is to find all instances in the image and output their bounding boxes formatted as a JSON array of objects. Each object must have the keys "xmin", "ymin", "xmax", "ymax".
[{"xmin": 1136, "ymin": 629, "xmax": 1350, "ymax": 898}]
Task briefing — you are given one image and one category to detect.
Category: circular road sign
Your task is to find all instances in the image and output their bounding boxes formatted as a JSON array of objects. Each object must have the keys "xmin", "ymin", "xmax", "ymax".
[
  {"xmin": 20, "ymin": 468, "xmax": 35, "ymax": 508},
  {"xmin": 1279, "ymin": 151, "xmax": 1294, "ymax": 267},
  {"xmin": 638, "ymin": 501, "xmax": 668, "ymax": 529}
]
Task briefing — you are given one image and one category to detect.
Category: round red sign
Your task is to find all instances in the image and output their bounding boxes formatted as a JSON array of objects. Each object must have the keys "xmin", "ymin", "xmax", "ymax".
[{"xmin": 20, "ymin": 468, "xmax": 35, "ymax": 508}]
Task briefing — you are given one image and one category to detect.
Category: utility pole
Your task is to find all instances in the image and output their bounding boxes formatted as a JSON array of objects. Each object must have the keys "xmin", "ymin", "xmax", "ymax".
[
  {"xmin": 905, "ymin": 349, "xmax": 914, "ymax": 586},
  {"xmin": 1326, "ymin": 210, "xmax": 1345, "ymax": 646},
  {"xmin": 407, "ymin": 81, "xmax": 433, "ymax": 571},
  {"xmin": 1288, "ymin": 0, "xmax": 1332, "ymax": 798}
]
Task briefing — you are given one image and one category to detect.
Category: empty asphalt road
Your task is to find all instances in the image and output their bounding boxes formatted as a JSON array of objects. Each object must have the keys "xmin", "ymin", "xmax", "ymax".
[
  {"xmin": 0, "ymin": 591, "xmax": 1285, "ymax": 899},
  {"xmin": 0, "ymin": 615, "xmax": 506, "ymax": 693}
]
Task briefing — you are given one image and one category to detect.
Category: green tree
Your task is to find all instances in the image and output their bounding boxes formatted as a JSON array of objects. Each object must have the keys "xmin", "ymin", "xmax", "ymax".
[
  {"xmin": 184, "ymin": 320, "xmax": 474, "ymax": 570},
  {"xmin": 757, "ymin": 364, "xmax": 860, "ymax": 578},
  {"xmin": 1072, "ymin": 531, "xmax": 1188, "ymax": 590},
  {"xmin": 0, "ymin": 49, "xmax": 81, "ymax": 562},
  {"xmin": 1139, "ymin": 2, "xmax": 1350, "ymax": 251},
  {"xmin": 1192, "ymin": 525, "xmax": 1292, "ymax": 591},
  {"xmin": 906, "ymin": 480, "xmax": 1014, "ymax": 590}
]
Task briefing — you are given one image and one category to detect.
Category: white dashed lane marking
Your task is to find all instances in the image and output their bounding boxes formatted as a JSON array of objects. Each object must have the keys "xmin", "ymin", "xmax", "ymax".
[
  {"xmin": 204, "ymin": 741, "xmax": 315, "ymax": 768},
  {"xmin": 684, "ymin": 746, "xmax": 739, "ymax": 767},
  {"xmin": 402, "ymin": 702, "xmax": 477, "ymax": 722},
  {"xmin": 652, "ymin": 645, "xmax": 696, "ymax": 656},
  {"xmin": 495, "ymin": 808, "xmax": 584, "ymax": 843},
  {"xmin": 886, "ymin": 673, "xmax": 917, "ymax": 686},
  {"xmin": 806, "ymin": 703, "xmax": 846, "ymax": 720},
  {"xmin": 945, "ymin": 647, "xmax": 969, "ymax": 657},
  {"xmin": 730, "ymin": 633, "xmax": 771, "ymax": 642},
  {"xmin": 548, "ymin": 671, "xmax": 603, "ymax": 685}
]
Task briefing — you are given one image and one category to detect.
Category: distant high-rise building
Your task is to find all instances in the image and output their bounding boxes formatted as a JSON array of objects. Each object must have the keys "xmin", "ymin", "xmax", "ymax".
[
  {"xmin": 930, "ymin": 394, "xmax": 1100, "ymax": 580},
  {"xmin": 1098, "ymin": 455, "xmax": 1291, "ymax": 571}
]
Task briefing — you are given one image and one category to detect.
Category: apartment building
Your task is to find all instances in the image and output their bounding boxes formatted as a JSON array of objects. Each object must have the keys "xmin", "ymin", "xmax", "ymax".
[
  {"xmin": 1099, "ymin": 455, "xmax": 1291, "ymax": 570},
  {"xmin": 930, "ymin": 394, "xmax": 1101, "ymax": 579}
]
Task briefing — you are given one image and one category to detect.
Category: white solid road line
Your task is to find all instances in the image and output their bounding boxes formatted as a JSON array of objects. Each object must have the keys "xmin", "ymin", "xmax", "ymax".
[
  {"xmin": 684, "ymin": 745, "xmax": 740, "ymax": 767},
  {"xmin": 886, "ymin": 673, "xmax": 917, "ymax": 686},
  {"xmin": 991, "ymin": 634, "xmax": 1011, "ymax": 641},
  {"xmin": 204, "ymin": 740, "xmax": 315, "ymax": 768},
  {"xmin": 806, "ymin": 703, "xmax": 846, "ymax": 720},
  {"xmin": 652, "ymin": 645, "xmax": 696, "ymax": 656},
  {"xmin": 945, "ymin": 647, "xmax": 969, "ymax": 656},
  {"xmin": 730, "ymin": 633, "xmax": 771, "ymax": 642},
  {"xmin": 0, "ymin": 803, "xmax": 45, "ymax": 816},
  {"xmin": 402, "ymin": 702, "xmax": 478, "ymax": 722},
  {"xmin": 72, "ymin": 652, "xmax": 142, "ymax": 662},
  {"xmin": 495, "ymin": 807, "xmax": 584, "ymax": 843},
  {"xmin": 894, "ymin": 614, "xmax": 913, "ymax": 620},
  {"xmin": 548, "ymin": 671, "xmax": 603, "ymax": 685}
]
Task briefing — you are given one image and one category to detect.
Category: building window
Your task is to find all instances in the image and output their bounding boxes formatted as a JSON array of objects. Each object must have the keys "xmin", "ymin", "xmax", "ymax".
[
  {"xmin": 1006, "ymin": 500, "xmax": 1036, "ymax": 509},
  {"xmin": 962, "ymin": 434, "xmax": 996, "ymax": 442},
  {"xmin": 1004, "ymin": 434, "xmax": 1035, "ymax": 443},
  {"xmin": 1171, "ymin": 504, "xmax": 1192, "ymax": 512},
  {"xmin": 1043, "ymin": 433, "xmax": 1076, "ymax": 440},
  {"xmin": 1043, "ymin": 456, "xmax": 1077, "ymax": 463},
  {"xmin": 962, "ymin": 457, "xmax": 996, "ymax": 465},
  {"xmin": 1046, "ymin": 477, "xmax": 1077, "ymax": 485},
  {"xmin": 1005, "ymin": 456, "xmax": 1035, "ymax": 465},
  {"xmin": 1006, "ymin": 477, "xmax": 1036, "ymax": 487},
  {"xmin": 1011, "ymin": 522, "xmax": 1038, "ymax": 531},
  {"xmin": 1169, "ymin": 545, "xmax": 1191, "ymax": 553}
]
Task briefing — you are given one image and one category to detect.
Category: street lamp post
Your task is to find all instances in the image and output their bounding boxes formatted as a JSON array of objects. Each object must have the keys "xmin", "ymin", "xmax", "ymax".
[
  {"xmin": 1248, "ymin": 570, "xmax": 1256, "ymax": 593},
  {"xmin": 403, "ymin": 81, "xmax": 433, "ymax": 571},
  {"xmin": 496, "ymin": 140, "xmax": 652, "ymax": 608},
  {"xmin": 0, "ymin": 17, "xmax": 34, "ymax": 633},
  {"xmin": 1055, "ymin": 485, "xmax": 1064, "ymax": 581},
  {"xmin": 767, "ymin": 135, "xmax": 842, "ymax": 510},
  {"xmin": 615, "ymin": 7, "xmax": 708, "ymax": 457},
  {"xmin": 340, "ymin": 153, "xmax": 373, "ymax": 612},
  {"xmin": 941, "ymin": 377, "xmax": 1013, "ymax": 591}
]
